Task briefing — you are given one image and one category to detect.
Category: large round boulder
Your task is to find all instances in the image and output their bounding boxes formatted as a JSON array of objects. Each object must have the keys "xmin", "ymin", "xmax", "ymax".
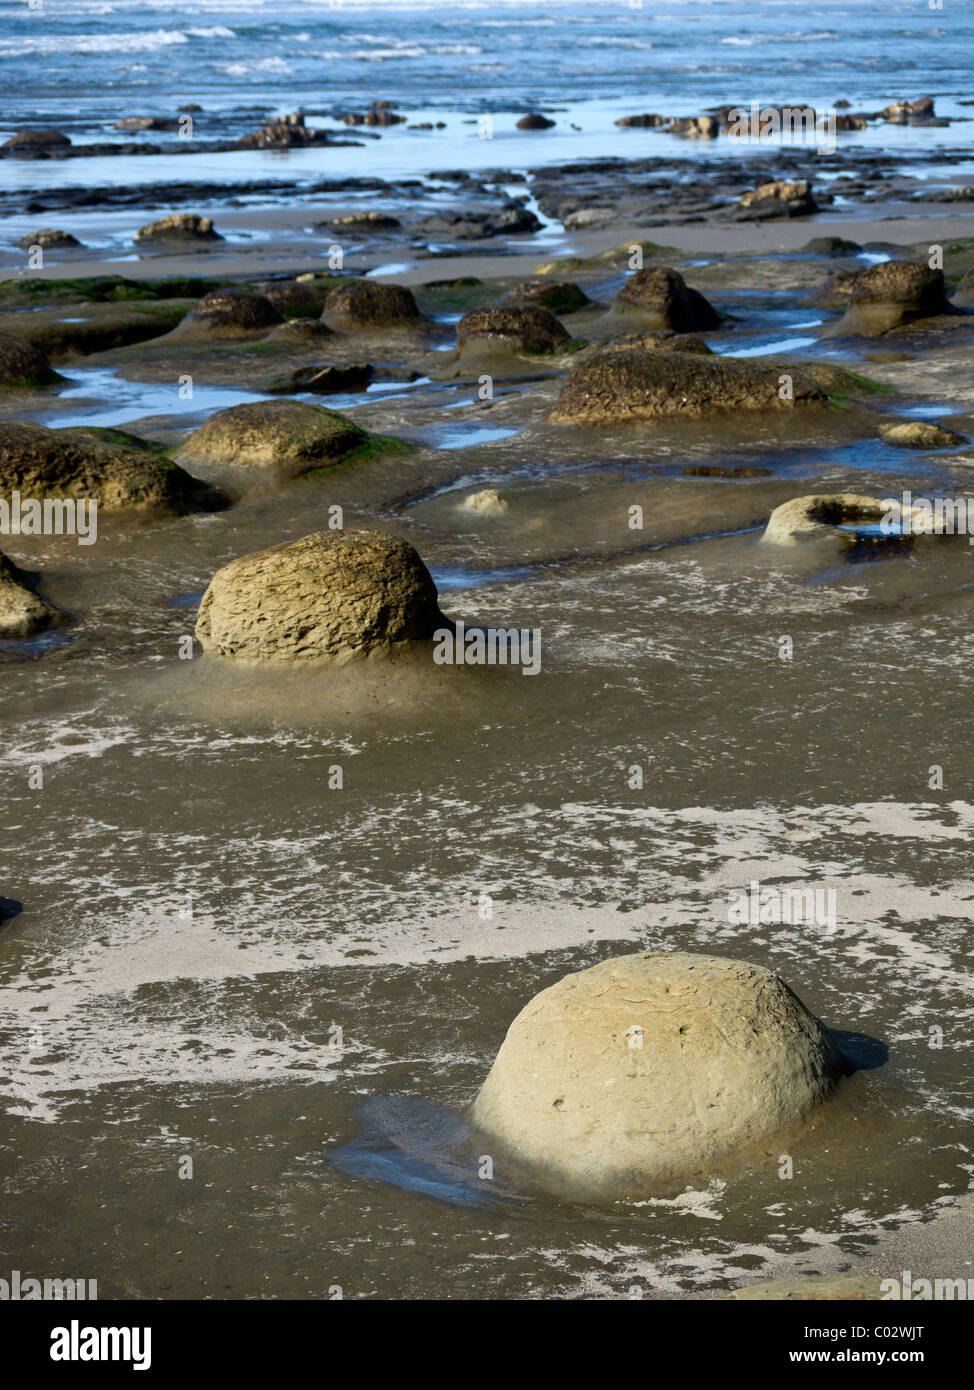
[
  {"xmin": 0, "ymin": 335, "xmax": 60, "ymax": 390},
  {"xmin": 321, "ymin": 280, "xmax": 423, "ymax": 331},
  {"xmin": 176, "ymin": 287, "xmax": 282, "ymax": 337},
  {"xmin": 831, "ymin": 261, "xmax": 952, "ymax": 335},
  {"xmin": 615, "ymin": 267, "xmax": 723, "ymax": 330},
  {"xmin": 468, "ymin": 952, "xmax": 844, "ymax": 1197},
  {"xmin": 195, "ymin": 530, "xmax": 442, "ymax": 663},
  {"xmin": 456, "ymin": 305, "xmax": 571, "ymax": 354},
  {"xmin": 0, "ymin": 423, "xmax": 220, "ymax": 513},
  {"xmin": 551, "ymin": 349, "xmax": 823, "ymax": 423},
  {"xmin": 176, "ymin": 399, "xmax": 378, "ymax": 477},
  {"xmin": 0, "ymin": 550, "xmax": 64, "ymax": 637}
]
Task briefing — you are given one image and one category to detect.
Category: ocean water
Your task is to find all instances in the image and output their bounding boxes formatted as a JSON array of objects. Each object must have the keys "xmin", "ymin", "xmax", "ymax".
[{"xmin": 1, "ymin": 0, "xmax": 970, "ymax": 134}]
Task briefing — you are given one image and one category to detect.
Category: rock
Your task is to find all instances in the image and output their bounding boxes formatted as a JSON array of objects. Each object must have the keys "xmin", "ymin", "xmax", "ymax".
[
  {"xmin": 516, "ymin": 114, "xmax": 556, "ymax": 130},
  {"xmin": 615, "ymin": 113, "xmax": 667, "ymax": 128},
  {"xmin": 265, "ymin": 319, "xmax": 336, "ymax": 346},
  {"xmin": 268, "ymin": 363, "xmax": 374, "ymax": 395},
  {"xmin": 0, "ymin": 423, "xmax": 220, "ymax": 513},
  {"xmin": 1, "ymin": 129, "xmax": 71, "ymax": 156},
  {"xmin": 418, "ymin": 206, "xmax": 542, "ymax": 240},
  {"xmin": 0, "ymin": 550, "xmax": 64, "ymax": 638},
  {"xmin": 327, "ymin": 212, "xmax": 402, "ymax": 230},
  {"xmin": 831, "ymin": 261, "xmax": 952, "ymax": 335},
  {"xmin": 468, "ymin": 952, "xmax": 844, "ymax": 1197},
  {"xmin": 833, "ymin": 114, "xmax": 868, "ymax": 131},
  {"xmin": 722, "ymin": 1276, "xmax": 887, "ymax": 1302},
  {"xmin": 615, "ymin": 267, "xmax": 723, "ymax": 330},
  {"xmin": 322, "ymin": 280, "xmax": 423, "ymax": 330},
  {"xmin": 802, "ymin": 236, "xmax": 863, "ymax": 256},
  {"xmin": 669, "ymin": 115, "xmax": 719, "ymax": 138},
  {"xmin": 882, "ymin": 96, "xmax": 936, "ymax": 124},
  {"xmin": 114, "ymin": 116, "xmax": 180, "ymax": 132},
  {"xmin": 176, "ymin": 399, "xmax": 378, "ymax": 476},
  {"xmin": 0, "ymin": 336, "xmax": 60, "ymax": 390},
  {"xmin": 552, "ymin": 350, "xmax": 823, "ymax": 424},
  {"xmin": 462, "ymin": 489, "xmax": 509, "ymax": 514},
  {"xmin": 736, "ymin": 180, "xmax": 818, "ymax": 220},
  {"xmin": 504, "ymin": 280, "xmax": 590, "ymax": 314},
  {"xmin": 456, "ymin": 305, "xmax": 571, "ymax": 354},
  {"xmin": 342, "ymin": 107, "xmax": 406, "ymax": 127},
  {"xmin": 251, "ymin": 279, "xmax": 325, "ymax": 319},
  {"xmin": 134, "ymin": 213, "xmax": 222, "ymax": 245},
  {"xmin": 879, "ymin": 421, "xmax": 967, "ymax": 448},
  {"xmin": 807, "ymin": 269, "xmax": 861, "ymax": 309},
  {"xmin": 762, "ymin": 492, "xmax": 935, "ymax": 548},
  {"xmin": 195, "ymin": 530, "xmax": 442, "ymax": 664},
  {"xmin": 16, "ymin": 228, "xmax": 83, "ymax": 251},
  {"xmin": 562, "ymin": 208, "xmax": 617, "ymax": 230},
  {"xmin": 609, "ymin": 330, "xmax": 714, "ymax": 355},
  {"xmin": 177, "ymin": 287, "xmax": 283, "ymax": 336}
]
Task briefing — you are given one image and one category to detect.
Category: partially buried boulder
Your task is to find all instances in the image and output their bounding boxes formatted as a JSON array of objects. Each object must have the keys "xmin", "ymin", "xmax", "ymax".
[
  {"xmin": 829, "ymin": 261, "xmax": 953, "ymax": 335},
  {"xmin": 176, "ymin": 399, "xmax": 383, "ymax": 477},
  {"xmin": 551, "ymin": 349, "xmax": 823, "ymax": 423},
  {"xmin": 762, "ymin": 492, "xmax": 937, "ymax": 550},
  {"xmin": 268, "ymin": 363, "xmax": 374, "ymax": 395},
  {"xmin": 615, "ymin": 267, "xmax": 723, "ymax": 331},
  {"xmin": 516, "ymin": 114, "xmax": 555, "ymax": 130},
  {"xmin": 322, "ymin": 280, "xmax": 423, "ymax": 332},
  {"xmin": 468, "ymin": 952, "xmax": 844, "ymax": 1197},
  {"xmin": 0, "ymin": 336, "xmax": 61, "ymax": 389},
  {"xmin": 134, "ymin": 214, "xmax": 222, "ymax": 246},
  {"xmin": 607, "ymin": 330, "xmax": 713, "ymax": 355},
  {"xmin": 175, "ymin": 287, "xmax": 282, "ymax": 338},
  {"xmin": 1, "ymin": 129, "xmax": 70, "ymax": 156},
  {"xmin": 265, "ymin": 319, "xmax": 335, "ymax": 346},
  {"xmin": 456, "ymin": 305, "xmax": 571, "ymax": 354},
  {"xmin": 0, "ymin": 550, "xmax": 64, "ymax": 637},
  {"xmin": 0, "ymin": 423, "xmax": 220, "ymax": 513},
  {"xmin": 879, "ymin": 420, "xmax": 967, "ymax": 448},
  {"xmin": 195, "ymin": 530, "xmax": 442, "ymax": 663}
]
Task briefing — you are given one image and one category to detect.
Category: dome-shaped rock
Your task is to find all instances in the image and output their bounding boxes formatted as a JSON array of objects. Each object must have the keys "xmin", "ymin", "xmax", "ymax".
[
  {"xmin": 0, "ymin": 335, "xmax": 60, "ymax": 390},
  {"xmin": 551, "ymin": 349, "xmax": 823, "ymax": 423},
  {"xmin": 615, "ymin": 267, "xmax": 723, "ymax": 331},
  {"xmin": 176, "ymin": 399, "xmax": 381, "ymax": 477},
  {"xmin": 468, "ymin": 952, "xmax": 844, "ymax": 1197},
  {"xmin": 456, "ymin": 305, "xmax": 571, "ymax": 354},
  {"xmin": 195, "ymin": 530, "xmax": 442, "ymax": 663},
  {"xmin": 322, "ymin": 280, "xmax": 423, "ymax": 331}
]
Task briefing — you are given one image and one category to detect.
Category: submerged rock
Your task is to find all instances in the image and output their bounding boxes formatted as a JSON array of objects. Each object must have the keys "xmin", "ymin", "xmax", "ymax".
[
  {"xmin": 134, "ymin": 214, "xmax": 222, "ymax": 246},
  {"xmin": 615, "ymin": 267, "xmax": 723, "ymax": 331},
  {"xmin": 468, "ymin": 952, "xmax": 844, "ymax": 1197},
  {"xmin": 551, "ymin": 349, "xmax": 823, "ymax": 423},
  {"xmin": 829, "ymin": 261, "xmax": 953, "ymax": 335},
  {"xmin": 0, "ymin": 423, "xmax": 220, "ymax": 513},
  {"xmin": 0, "ymin": 335, "xmax": 60, "ymax": 389},
  {"xmin": 322, "ymin": 280, "xmax": 424, "ymax": 331},
  {"xmin": 195, "ymin": 530, "xmax": 442, "ymax": 663},
  {"xmin": 456, "ymin": 305, "xmax": 571, "ymax": 354},
  {"xmin": 176, "ymin": 399, "xmax": 381, "ymax": 476},
  {"xmin": 0, "ymin": 550, "xmax": 64, "ymax": 638},
  {"xmin": 176, "ymin": 287, "xmax": 283, "ymax": 337}
]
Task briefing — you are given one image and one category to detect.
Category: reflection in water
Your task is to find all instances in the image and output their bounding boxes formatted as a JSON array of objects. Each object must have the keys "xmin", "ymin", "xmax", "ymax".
[{"xmin": 328, "ymin": 1095, "xmax": 527, "ymax": 1212}]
